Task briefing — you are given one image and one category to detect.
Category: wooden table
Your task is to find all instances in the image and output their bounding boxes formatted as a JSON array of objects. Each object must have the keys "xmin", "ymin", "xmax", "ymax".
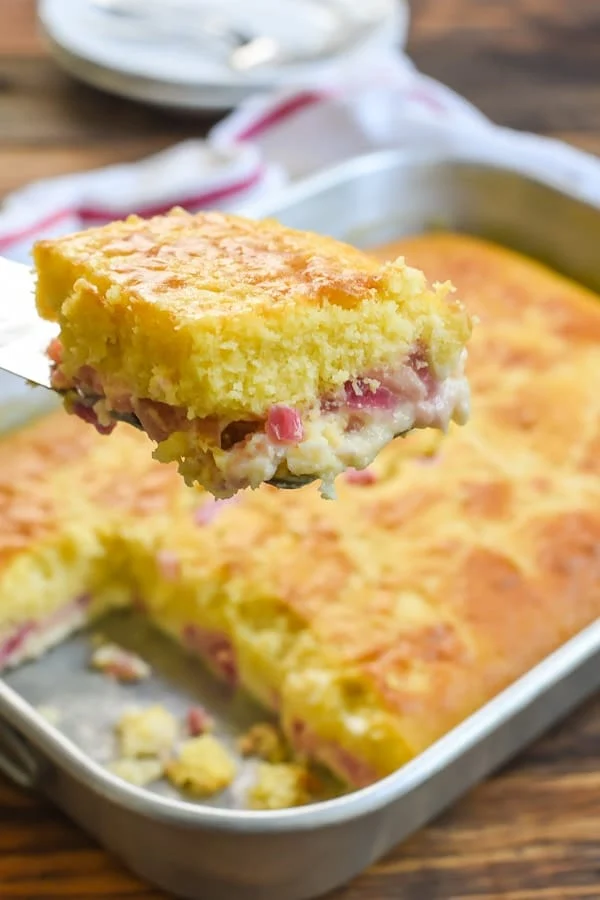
[{"xmin": 1, "ymin": 1, "xmax": 600, "ymax": 897}]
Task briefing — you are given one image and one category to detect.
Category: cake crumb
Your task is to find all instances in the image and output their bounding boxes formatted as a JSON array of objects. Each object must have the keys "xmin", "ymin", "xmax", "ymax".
[
  {"xmin": 237, "ymin": 722, "xmax": 288, "ymax": 763},
  {"xmin": 186, "ymin": 705, "xmax": 214, "ymax": 737},
  {"xmin": 36, "ymin": 705, "xmax": 61, "ymax": 726},
  {"xmin": 116, "ymin": 705, "xmax": 178, "ymax": 759},
  {"xmin": 248, "ymin": 762, "xmax": 313, "ymax": 810},
  {"xmin": 108, "ymin": 757, "xmax": 164, "ymax": 787},
  {"xmin": 91, "ymin": 642, "xmax": 151, "ymax": 683},
  {"xmin": 166, "ymin": 735, "xmax": 236, "ymax": 796}
]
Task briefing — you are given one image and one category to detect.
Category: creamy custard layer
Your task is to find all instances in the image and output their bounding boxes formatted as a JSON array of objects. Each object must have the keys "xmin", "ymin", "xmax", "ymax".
[{"xmin": 50, "ymin": 345, "xmax": 470, "ymax": 498}]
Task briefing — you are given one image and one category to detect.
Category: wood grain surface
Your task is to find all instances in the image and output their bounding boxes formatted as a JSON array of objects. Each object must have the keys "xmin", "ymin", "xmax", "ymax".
[{"xmin": 1, "ymin": 1, "xmax": 600, "ymax": 897}]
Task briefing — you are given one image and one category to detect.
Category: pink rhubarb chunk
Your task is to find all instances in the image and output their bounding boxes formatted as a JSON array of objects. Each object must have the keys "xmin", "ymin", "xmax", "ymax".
[
  {"xmin": 0, "ymin": 623, "xmax": 35, "ymax": 668},
  {"xmin": 344, "ymin": 468, "xmax": 377, "ymax": 486},
  {"xmin": 156, "ymin": 550, "xmax": 181, "ymax": 582},
  {"xmin": 71, "ymin": 402, "xmax": 116, "ymax": 436},
  {"xmin": 186, "ymin": 706, "xmax": 213, "ymax": 737},
  {"xmin": 344, "ymin": 379, "xmax": 396, "ymax": 411},
  {"xmin": 183, "ymin": 625, "xmax": 238, "ymax": 687},
  {"xmin": 194, "ymin": 497, "xmax": 239, "ymax": 526},
  {"xmin": 266, "ymin": 405, "xmax": 304, "ymax": 444},
  {"xmin": 47, "ymin": 338, "xmax": 63, "ymax": 365},
  {"xmin": 289, "ymin": 719, "xmax": 377, "ymax": 788}
]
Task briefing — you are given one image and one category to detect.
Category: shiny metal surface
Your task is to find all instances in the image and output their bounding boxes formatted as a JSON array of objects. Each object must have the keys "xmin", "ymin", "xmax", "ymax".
[
  {"xmin": 1, "ymin": 151, "xmax": 599, "ymax": 900},
  {"xmin": 0, "ymin": 257, "xmax": 56, "ymax": 388},
  {"xmin": 242, "ymin": 150, "xmax": 600, "ymax": 292},
  {"xmin": 266, "ymin": 476, "xmax": 315, "ymax": 489}
]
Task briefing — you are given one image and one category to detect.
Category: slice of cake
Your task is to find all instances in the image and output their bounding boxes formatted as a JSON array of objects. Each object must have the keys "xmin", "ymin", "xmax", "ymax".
[{"xmin": 33, "ymin": 209, "xmax": 472, "ymax": 499}]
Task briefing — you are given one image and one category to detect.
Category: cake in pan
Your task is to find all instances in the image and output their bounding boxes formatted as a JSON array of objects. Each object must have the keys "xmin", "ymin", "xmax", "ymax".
[
  {"xmin": 1, "ymin": 233, "xmax": 598, "ymax": 789},
  {"xmin": 33, "ymin": 208, "xmax": 471, "ymax": 499}
]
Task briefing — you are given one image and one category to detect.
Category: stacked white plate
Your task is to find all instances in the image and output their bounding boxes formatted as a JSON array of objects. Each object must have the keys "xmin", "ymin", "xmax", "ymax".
[{"xmin": 38, "ymin": 0, "xmax": 410, "ymax": 112}]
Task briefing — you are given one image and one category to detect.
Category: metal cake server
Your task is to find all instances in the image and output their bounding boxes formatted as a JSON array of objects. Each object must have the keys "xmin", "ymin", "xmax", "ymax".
[{"xmin": 0, "ymin": 257, "xmax": 56, "ymax": 390}]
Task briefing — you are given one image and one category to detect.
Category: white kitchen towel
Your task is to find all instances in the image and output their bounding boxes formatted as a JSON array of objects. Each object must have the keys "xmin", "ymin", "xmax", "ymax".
[{"xmin": 2, "ymin": 50, "xmax": 600, "ymax": 265}]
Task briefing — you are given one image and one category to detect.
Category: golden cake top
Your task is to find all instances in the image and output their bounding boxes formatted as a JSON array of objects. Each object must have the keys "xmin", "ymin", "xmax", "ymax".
[
  {"xmin": 0, "ymin": 413, "xmax": 95, "ymax": 565},
  {"xmin": 0, "ymin": 409, "xmax": 193, "ymax": 570},
  {"xmin": 35, "ymin": 207, "xmax": 465, "ymax": 318},
  {"xmin": 33, "ymin": 209, "xmax": 472, "ymax": 419}
]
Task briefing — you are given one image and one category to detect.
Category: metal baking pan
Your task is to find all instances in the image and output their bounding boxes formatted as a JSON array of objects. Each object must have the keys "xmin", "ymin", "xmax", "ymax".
[{"xmin": 1, "ymin": 150, "xmax": 600, "ymax": 900}]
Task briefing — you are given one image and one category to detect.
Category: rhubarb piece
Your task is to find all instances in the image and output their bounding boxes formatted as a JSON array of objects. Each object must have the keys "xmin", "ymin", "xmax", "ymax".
[
  {"xmin": 186, "ymin": 706, "xmax": 214, "ymax": 737},
  {"xmin": 90, "ymin": 642, "xmax": 151, "ymax": 682}
]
